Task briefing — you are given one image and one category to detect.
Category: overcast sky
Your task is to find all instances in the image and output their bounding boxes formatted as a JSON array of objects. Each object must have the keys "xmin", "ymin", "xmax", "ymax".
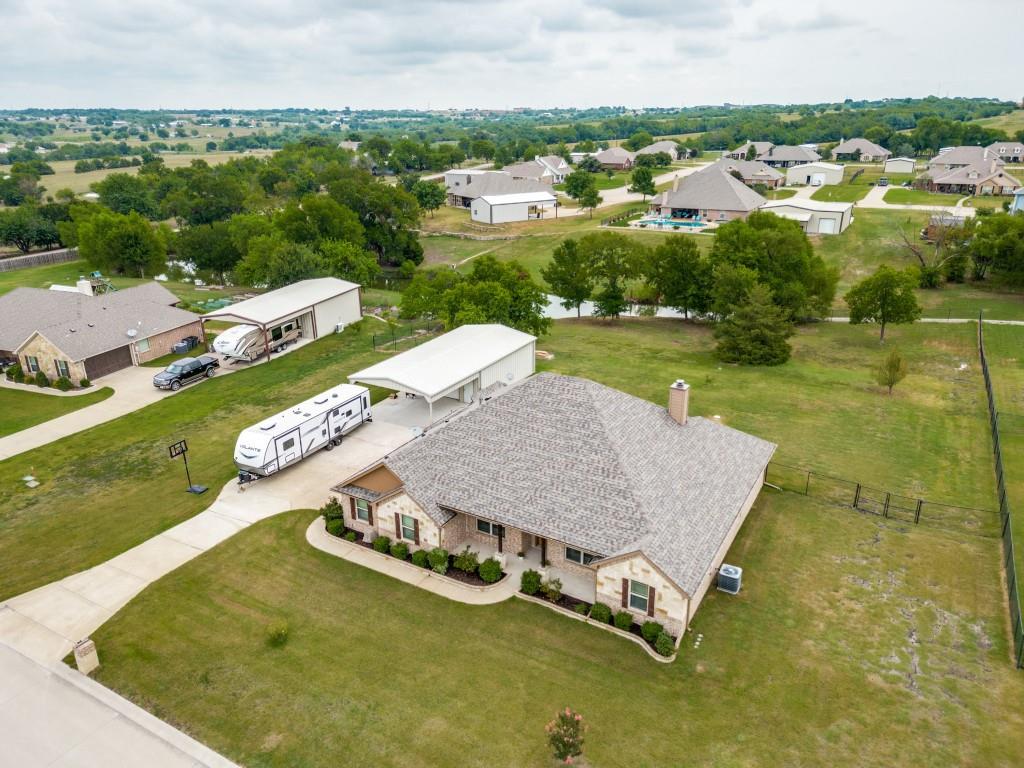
[{"xmin": 2, "ymin": 0, "xmax": 1017, "ymax": 110}]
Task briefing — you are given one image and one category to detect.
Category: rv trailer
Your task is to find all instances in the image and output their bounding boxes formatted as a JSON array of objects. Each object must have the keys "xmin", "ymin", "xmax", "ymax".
[
  {"xmin": 214, "ymin": 322, "xmax": 300, "ymax": 363},
  {"xmin": 233, "ymin": 383, "xmax": 371, "ymax": 482},
  {"xmin": 212, "ymin": 324, "xmax": 259, "ymax": 356}
]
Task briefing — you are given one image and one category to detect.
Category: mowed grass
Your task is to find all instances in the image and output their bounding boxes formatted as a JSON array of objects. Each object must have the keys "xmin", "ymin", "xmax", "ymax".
[
  {"xmin": 884, "ymin": 188, "xmax": 964, "ymax": 206},
  {"xmin": 810, "ymin": 166, "xmax": 914, "ymax": 203},
  {"xmin": 972, "ymin": 109, "xmax": 1024, "ymax": 135},
  {"xmin": 0, "ymin": 386, "xmax": 113, "ymax": 437},
  {"xmin": 0, "ymin": 323, "xmax": 389, "ymax": 600},
  {"xmin": 89, "ymin": 494, "xmax": 1023, "ymax": 768}
]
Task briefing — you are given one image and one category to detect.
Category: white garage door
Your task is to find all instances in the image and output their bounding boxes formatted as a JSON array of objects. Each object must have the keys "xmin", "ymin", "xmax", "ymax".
[
  {"xmin": 818, "ymin": 218, "xmax": 837, "ymax": 234},
  {"xmin": 810, "ymin": 173, "xmax": 826, "ymax": 186}
]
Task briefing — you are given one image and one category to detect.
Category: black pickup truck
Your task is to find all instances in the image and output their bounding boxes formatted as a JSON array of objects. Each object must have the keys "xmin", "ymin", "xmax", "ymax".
[{"xmin": 153, "ymin": 355, "xmax": 220, "ymax": 391}]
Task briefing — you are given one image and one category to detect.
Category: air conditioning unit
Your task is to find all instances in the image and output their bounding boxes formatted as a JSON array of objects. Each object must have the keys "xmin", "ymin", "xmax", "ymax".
[
  {"xmin": 717, "ymin": 564, "xmax": 742, "ymax": 595},
  {"xmin": 335, "ymin": 322, "xmax": 346, "ymax": 333}
]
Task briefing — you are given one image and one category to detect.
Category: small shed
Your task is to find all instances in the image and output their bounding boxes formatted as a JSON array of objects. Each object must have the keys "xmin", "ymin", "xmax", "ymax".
[
  {"xmin": 348, "ymin": 324, "xmax": 536, "ymax": 421},
  {"xmin": 202, "ymin": 277, "xmax": 361, "ymax": 356},
  {"xmin": 786, "ymin": 162, "xmax": 845, "ymax": 187},
  {"xmin": 884, "ymin": 157, "xmax": 917, "ymax": 175},
  {"xmin": 759, "ymin": 199, "xmax": 853, "ymax": 235},
  {"xmin": 471, "ymin": 191, "xmax": 557, "ymax": 224}
]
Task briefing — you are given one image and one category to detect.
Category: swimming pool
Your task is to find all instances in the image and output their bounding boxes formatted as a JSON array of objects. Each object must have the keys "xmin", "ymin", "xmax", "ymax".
[{"xmin": 638, "ymin": 218, "xmax": 705, "ymax": 229}]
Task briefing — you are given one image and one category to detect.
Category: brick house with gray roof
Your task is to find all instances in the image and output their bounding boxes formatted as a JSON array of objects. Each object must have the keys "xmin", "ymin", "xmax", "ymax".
[{"xmin": 332, "ymin": 373, "xmax": 776, "ymax": 634}]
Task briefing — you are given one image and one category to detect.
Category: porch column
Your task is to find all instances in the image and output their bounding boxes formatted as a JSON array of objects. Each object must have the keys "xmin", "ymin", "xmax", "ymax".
[
  {"xmin": 497, "ymin": 527, "xmax": 504, "ymax": 554},
  {"xmin": 540, "ymin": 537, "xmax": 547, "ymax": 565}
]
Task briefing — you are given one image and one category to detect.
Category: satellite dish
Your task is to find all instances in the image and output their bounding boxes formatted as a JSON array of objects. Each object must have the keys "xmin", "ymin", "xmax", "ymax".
[{"xmin": 126, "ymin": 328, "xmax": 138, "ymax": 337}]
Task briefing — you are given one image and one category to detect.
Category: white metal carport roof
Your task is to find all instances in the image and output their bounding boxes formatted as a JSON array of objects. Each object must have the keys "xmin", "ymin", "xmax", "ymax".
[
  {"xmin": 202, "ymin": 277, "xmax": 360, "ymax": 328},
  {"xmin": 348, "ymin": 324, "xmax": 536, "ymax": 402}
]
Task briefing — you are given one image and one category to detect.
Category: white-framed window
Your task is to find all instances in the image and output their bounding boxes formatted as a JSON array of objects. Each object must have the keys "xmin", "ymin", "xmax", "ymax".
[
  {"xmin": 136, "ymin": 338, "xmax": 150, "ymax": 353},
  {"xmin": 629, "ymin": 580, "xmax": 651, "ymax": 613},
  {"xmin": 25, "ymin": 356, "xmax": 39, "ymax": 373},
  {"xmin": 476, "ymin": 519, "xmax": 504, "ymax": 537},
  {"xmin": 565, "ymin": 546, "xmax": 598, "ymax": 566},
  {"xmin": 400, "ymin": 514, "xmax": 416, "ymax": 541},
  {"xmin": 355, "ymin": 498, "xmax": 370, "ymax": 522},
  {"xmin": 56, "ymin": 360, "xmax": 70, "ymax": 379}
]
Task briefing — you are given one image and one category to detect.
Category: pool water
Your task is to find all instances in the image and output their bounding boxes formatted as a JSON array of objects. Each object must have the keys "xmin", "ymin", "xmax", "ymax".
[{"xmin": 640, "ymin": 218, "xmax": 705, "ymax": 228}]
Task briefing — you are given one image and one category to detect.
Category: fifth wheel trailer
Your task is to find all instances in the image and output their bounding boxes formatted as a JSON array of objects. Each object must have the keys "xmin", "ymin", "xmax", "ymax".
[{"xmin": 233, "ymin": 383, "xmax": 371, "ymax": 481}]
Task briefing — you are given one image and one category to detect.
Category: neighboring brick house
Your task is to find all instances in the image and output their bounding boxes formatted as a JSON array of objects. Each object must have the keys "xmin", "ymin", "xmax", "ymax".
[
  {"xmin": 0, "ymin": 282, "xmax": 201, "ymax": 383},
  {"xmin": 635, "ymin": 140, "xmax": 681, "ymax": 161},
  {"xmin": 499, "ymin": 155, "xmax": 570, "ymax": 185},
  {"xmin": 713, "ymin": 158, "xmax": 785, "ymax": 189},
  {"xmin": 831, "ymin": 137, "xmax": 892, "ymax": 162},
  {"xmin": 986, "ymin": 141, "xmax": 1024, "ymax": 163},
  {"xmin": 594, "ymin": 146, "xmax": 636, "ymax": 170},
  {"xmin": 649, "ymin": 166, "xmax": 767, "ymax": 224},
  {"xmin": 916, "ymin": 158, "xmax": 1020, "ymax": 196},
  {"xmin": 333, "ymin": 374, "xmax": 776, "ymax": 635}
]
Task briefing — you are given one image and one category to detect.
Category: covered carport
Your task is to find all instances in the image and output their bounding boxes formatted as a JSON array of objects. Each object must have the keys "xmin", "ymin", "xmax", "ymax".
[{"xmin": 348, "ymin": 324, "xmax": 537, "ymax": 426}]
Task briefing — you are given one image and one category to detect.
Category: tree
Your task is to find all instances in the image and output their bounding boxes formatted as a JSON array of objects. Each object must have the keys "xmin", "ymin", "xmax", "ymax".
[
  {"xmin": 744, "ymin": 145, "xmax": 757, "ymax": 161},
  {"xmin": 541, "ymin": 239, "xmax": 595, "ymax": 318},
  {"xmin": 713, "ymin": 284, "xmax": 794, "ymax": 365},
  {"xmin": 710, "ymin": 263, "xmax": 759, "ymax": 318},
  {"xmin": 174, "ymin": 221, "xmax": 242, "ymax": 282},
  {"xmin": 578, "ymin": 186, "xmax": 602, "ymax": 219},
  {"xmin": 576, "ymin": 232, "xmax": 646, "ymax": 318},
  {"xmin": 411, "ymin": 180, "xmax": 446, "ymax": 217},
  {"xmin": 644, "ymin": 236, "xmax": 712, "ymax": 318},
  {"xmin": 77, "ymin": 209, "xmax": 167, "ymax": 277},
  {"xmin": 965, "ymin": 212, "xmax": 1024, "ymax": 284},
  {"xmin": 844, "ymin": 266, "xmax": 922, "ymax": 341},
  {"xmin": 319, "ymin": 239, "xmax": 381, "ymax": 285},
  {"xmin": 328, "ymin": 168, "xmax": 422, "ymax": 267},
  {"xmin": 875, "ymin": 348, "xmax": 908, "ymax": 395},
  {"xmin": 623, "ymin": 131, "xmax": 654, "ymax": 152},
  {"xmin": 0, "ymin": 205, "xmax": 61, "ymax": 253},
  {"xmin": 91, "ymin": 173, "xmax": 157, "ymax": 218},
  {"xmin": 628, "ymin": 166, "xmax": 656, "ymax": 200},
  {"xmin": 564, "ymin": 170, "xmax": 596, "ymax": 202},
  {"xmin": 576, "ymin": 155, "xmax": 602, "ymax": 173},
  {"xmin": 275, "ymin": 194, "xmax": 364, "ymax": 247},
  {"xmin": 234, "ymin": 235, "xmax": 324, "ymax": 288}
]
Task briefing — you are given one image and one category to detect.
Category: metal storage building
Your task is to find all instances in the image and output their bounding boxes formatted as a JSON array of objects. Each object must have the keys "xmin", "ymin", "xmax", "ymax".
[
  {"xmin": 785, "ymin": 162, "xmax": 845, "ymax": 187},
  {"xmin": 884, "ymin": 157, "xmax": 917, "ymax": 175},
  {"xmin": 470, "ymin": 191, "xmax": 557, "ymax": 224},
  {"xmin": 759, "ymin": 199, "xmax": 854, "ymax": 235}
]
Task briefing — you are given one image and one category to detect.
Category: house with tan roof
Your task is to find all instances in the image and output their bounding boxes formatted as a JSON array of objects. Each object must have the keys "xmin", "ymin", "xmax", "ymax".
[
  {"xmin": 917, "ymin": 158, "xmax": 1020, "ymax": 196},
  {"xmin": 713, "ymin": 158, "xmax": 785, "ymax": 189},
  {"xmin": 443, "ymin": 170, "xmax": 551, "ymax": 208},
  {"xmin": 831, "ymin": 138, "xmax": 891, "ymax": 162},
  {"xmin": 594, "ymin": 146, "xmax": 636, "ymax": 170},
  {"xmin": 758, "ymin": 144, "xmax": 822, "ymax": 168},
  {"xmin": 635, "ymin": 140, "xmax": 681, "ymax": 161},
  {"xmin": 726, "ymin": 140, "xmax": 774, "ymax": 160},
  {"xmin": 499, "ymin": 155, "xmax": 570, "ymax": 185},
  {"xmin": 986, "ymin": 141, "xmax": 1024, "ymax": 163},
  {"xmin": 332, "ymin": 373, "xmax": 776, "ymax": 636},
  {"xmin": 649, "ymin": 166, "xmax": 767, "ymax": 223}
]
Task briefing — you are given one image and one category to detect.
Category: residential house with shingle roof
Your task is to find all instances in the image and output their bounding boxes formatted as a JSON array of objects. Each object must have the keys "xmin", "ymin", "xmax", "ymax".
[
  {"xmin": 713, "ymin": 158, "xmax": 785, "ymax": 189},
  {"xmin": 333, "ymin": 373, "xmax": 776, "ymax": 635},
  {"xmin": 831, "ymin": 137, "xmax": 891, "ymax": 162},
  {"xmin": 594, "ymin": 146, "xmax": 636, "ymax": 170},
  {"xmin": 986, "ymin": 141, "xmax": 1024, "ymax": 163},
  {"xmin": 0, "ymin": 282, "xmax": 201, "ymax": 383},
  {"xmin": 649, "ymin": 166, "xmax": 767, "ymax": 223},
  {"xmin": 726, "ymin": 140, "xmax": 774, "ymax": 160},
  {"xmin": 926, "ymin": 145, "xmax": 999, "ymax": 172},
  {"xmin": 758, "ymin": 144, "xmax": 822, "ymax": 168},
  {"xmin": 443, "ymin": 170, "xmax": 551, "ymax": 207},
  {"xmin": 499, "ymin": 155, "xmax": 570, "ymax": 185},
  {"xmin": 917, "ymin": 158, "xmax": 1019, "ymax": 196},
  {"xmin": 635, "ymin": 140, "xmax": 681, "ymax": 160}
]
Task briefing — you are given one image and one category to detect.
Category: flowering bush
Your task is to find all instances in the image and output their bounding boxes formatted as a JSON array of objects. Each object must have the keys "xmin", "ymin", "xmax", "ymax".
[{"xmin": 546, "ymin": 706, "xmax": 585, "ymax": 763}]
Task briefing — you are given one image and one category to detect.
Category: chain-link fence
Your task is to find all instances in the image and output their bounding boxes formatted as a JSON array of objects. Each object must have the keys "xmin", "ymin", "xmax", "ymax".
[{"xmin": 371, "ymin": 321, "xmax": 442, "ymax": 352}]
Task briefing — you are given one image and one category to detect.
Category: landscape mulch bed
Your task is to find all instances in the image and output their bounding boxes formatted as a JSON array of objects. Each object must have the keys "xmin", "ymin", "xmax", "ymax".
[{"xmin": 336, "ymin": 531, "xmax": 506, "ymax": 586}]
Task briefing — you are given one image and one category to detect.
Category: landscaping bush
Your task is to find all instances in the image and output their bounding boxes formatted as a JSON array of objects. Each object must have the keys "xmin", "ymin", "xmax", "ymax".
[
  {"xmin": 265, "ymin": 621, "xmax": 289, "ymax": 648},
  {"xmin": 320, "ymin": 496, "xmax": 345, "ymax": 522},
  {"xmin": 590, "ymin": 603, "xmax": 612, "ymax": 624},
  {"xmin": 614, "ymin": 611, "xmax": 633, "ymax": 631},
  {"xmin": 453, "ymin": 546, "xmax": 479, "ymax": 574},
  {"xmin": 325, "ymin": 518, "xmax": 344, "ymax": 537},
  {"xmin": 79, "ymin": 378, "xmax": 91, "ymax": 388},
  {"xmin": 546, "ymin": 707, "xmax": 586, "ymax": 763},
  {"xmin": 520, "ymin": 569, "xmax": 542, "ymax": 596},
  {"xmin": 573, "ymin": 603, "xmax": 588, "ymax": 615},
  {"xmin": 54, "ymin": 376, "xmax": 73, "ymax": 391},
  {"xmin": 343, "ymin": 531, "xmax": 357, "ymax": 542},
  {"xmin": 411, "ymin": 549, "xmax": 429, "ymax": 568},
  {"xmin": 541, "ymin": 577, "xmax": 563, "ymax": 602},
  {"xmin": 641, "ymin": 620, "xmax": 664, "ymax": 644},
  {"xmin": 428, "ymin": 547, "xmax": 448, "ymax": 574},
  {"xmin": 34, "ymin": 370, "xmax": 49, "ymax": 387},
  {"xmin": 390, "ymin": 542, "xmax": 409, "ymax": 561},
  {"xmin": 372, "ymin": 535, "xmax": 391, "ymax": 554},
  {"xmin": 5, "ymin": 363, "xmax": 22, "ymax": 382},
  {"xmin": 655, "ymin": 632, "xmax": 675, "ymax": 657},
  {"xmin": 478, "ymin": 557, "xmax": 502, "ymax": 583}
]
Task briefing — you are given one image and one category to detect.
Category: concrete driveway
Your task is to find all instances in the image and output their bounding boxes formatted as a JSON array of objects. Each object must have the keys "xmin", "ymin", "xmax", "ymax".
[
  {"xmin": 542, "ymin": 162, "xmax": 712, "ymax": 218},
  {"xmin": 857, "ymin": 184, "xmax": 975, "ymax": 216}
]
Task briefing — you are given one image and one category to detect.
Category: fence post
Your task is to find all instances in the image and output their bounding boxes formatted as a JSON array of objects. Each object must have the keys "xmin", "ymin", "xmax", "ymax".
[
  {"xmin": 882, "ymin": 492, "xmax": 891, "ymax": 518},
  {"xmin": 914, "ymin": 499, "xmax": 922, "ymax": 524},
  {"xmin": 853, "ymin": 483, "xmax": 861, "ymax": 509},
  {"xmin": 804, "ymin": 471, "xmax": 810, "ymax": 496}
]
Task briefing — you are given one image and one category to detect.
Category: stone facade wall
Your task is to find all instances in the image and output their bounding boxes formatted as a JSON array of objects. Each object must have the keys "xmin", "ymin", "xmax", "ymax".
[
  {"xmin": 442, "ymin": 512, "xmax": 525, "ymax": 556},
  {"xmin": 339, "ymin": 494, "xmax": 379, "ymax": 539},
  {"xmin": 19, "ymin": 335, "xmax": 88, "ymax": 384},
  {"xmin": 594, "ymin": 555, "xmax": 688, "ymax": 637},
  {"xmin": 136, "ymin": 320, "xmax": 203, "ymax": 364},
  {"xmin": 375, "ymin": 492, "xmax": 441, "ymax": 552}
]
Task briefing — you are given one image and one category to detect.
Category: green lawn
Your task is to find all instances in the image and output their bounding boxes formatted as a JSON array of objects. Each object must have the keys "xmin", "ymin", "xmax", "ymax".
[
  {"xmin": 553, "ymin": 169, "xmax": 640, "ymax": 192},
  {"xmin": 809, "ymin": 167, "xmax": 914, "ymax": 203},
  {"xmin": 884, "ymin": 188, "xmax": 963, "ymax": 206},
  {"xmin": 0, "ymin": 323, "xmax": 391, "ymax": 600},
  {"xmin": 763, "ymin": 187, "xmax": 796, "ymax": 200},
  {"xmin": 0, "ymin": 386, "xmax": 113, "ymax": 437}
]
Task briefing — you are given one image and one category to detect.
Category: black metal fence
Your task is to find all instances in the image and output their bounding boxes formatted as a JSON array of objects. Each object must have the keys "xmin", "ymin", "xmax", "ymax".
[
  {"xmin": 977, "ymin": 312, "xmax": 1024, "ymax": 669},
  {"xmin": 600, "ymin": 206, "xmax": 646, "ymax": 226},
  {"xmin": 371, "ymin": 321, "xmax": 442, "ymax": 352},
  {"xmin": 766, "ymin": 462, "xmax": 996, "ymax": 533}
]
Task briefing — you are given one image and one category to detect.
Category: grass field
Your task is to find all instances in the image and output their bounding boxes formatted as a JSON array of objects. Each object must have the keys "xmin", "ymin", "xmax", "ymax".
[
  {"xmin": 809, "ymin": 166, "xmax": 915, "ymax": 203},
  {"xmin": 884, "ymin": 188, "xmax": 963, "ymax": 206},
  {"xmin": 972, "ymin": 109, "xmax": 1024, "ymax": 135},
  {"xmin": 84, "ymin": 317, "xmax": 1023, "ymax": 767},
  {"xmin": 0, "ymin": 386, "xmax": 113, "ymax": 437},
  {"xmin": 763, "ymin": 187, "xmax": 796, "ymax": 199}
]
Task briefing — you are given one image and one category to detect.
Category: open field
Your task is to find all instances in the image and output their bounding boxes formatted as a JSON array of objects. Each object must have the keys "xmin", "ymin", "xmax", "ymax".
[
  {"xmin": 810, "ymin": 166, "xmax": 914, "ymax": 203},
  {"xmin": 0, "ymin": 386, "xmax": 113, "ymax": 437},
  {"xmin": 84, "ymin": 316, "xmax": 1022, "ymax": 767},
  {"xmin": 0, "ymin": 324, "xmax": 391, "ymax": 600},
  {"xmin": 963, "ymin": 195, "xmax": 1013, "ymax": 211},
  {"xmin": 554, "ymin": 169, "xmax": 635, "ymax": 192},
  {"xmin": 972, "ymin": 109, "xmax": 1024, "ymax": 135},
  {"xmin": 884, "ymin": 188, "xmax": 963, "ymax": 206},
  {"xmin": 763, "ymin": 187, "xmax": 796, "ymax": 199}
]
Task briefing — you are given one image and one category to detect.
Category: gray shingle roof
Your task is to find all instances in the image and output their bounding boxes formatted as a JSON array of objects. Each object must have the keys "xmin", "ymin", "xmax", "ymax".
[
  {"xmin": 595, "ymin": 146, "xmax": 636, "ymax": 163},
  {"xmin": 445, "ymin": 171, "xmax": 549, "ymax": 199},
  {"xmin": 927, "ymin": 146, "xmax": 999, "ymax": 168},
  {"xmin": 652, "ymin": 166, "xmax": 767, "ymax": 212},
  {"xmin": 759, "ymin": 145, "xmax": 821, "ymax": 163},
  {"xmin": 377, "ymin": 373, "xmax": 776, "ymax": 595},
  {"xmin": 713, "ymin": 157, "xmax": 784, "ymax": 182},
  {"xmin": 0, "ymin": 282, "xmax": 197, "ymax": 360},
  {"xmin": 832, "ymin": 138, "xmax": 891, "ymax": 157},
  {"xmin": 635, "ymin": 140, "xmax": 679, "ymax": 156}
]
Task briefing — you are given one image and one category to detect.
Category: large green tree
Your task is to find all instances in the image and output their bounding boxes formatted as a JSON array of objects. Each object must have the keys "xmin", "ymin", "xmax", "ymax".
[
  {"xmin": 174, "ymin": 221, "xmax": 242, "ymax": 282},
  {"xmin": 328, "ymin": 168, "xmax": 423, "ymax": 267},
  {"xmin": 576, "ymin": 232, "xmax": 646, "ymax": 318},
  {"xmin": 844, "ymin": 266, "xmax": 922, "ymax": 341},
  {"xmin": 629, "ymin": 166, "xmax": 656, "ymax": 200},
  {"xmin": 411, "ymin": 180, "xmax": 446, "ymax": 217},
  {"xmin": 965, "ymin": 212, "xmax": 1024, "ymax": 284},
  {"xmin": 0, "ymin": 205, "xmax": 60, "ymax": 253},
  {"xmin": 234, "ymin": 236, "xmax": 324, "ymax": 289},
  {"xmin": 714, "ymin": 284, "xmax": 794, "ymax": 365},
  {"xmin": 644, "ymin": 236, "xmax": 712, "ymax": 318},
  {"xmin": 318, "ymin": 239, "xmax": 382, "ymax": 286},
  {"xmin": 91, "ymin": 173, "xmax": 157, "ymax": 218},
  {"xmin": 77, "ymin": 208, "xmax": 167, "ymax": 277},
  {"xmin": 275, "ymin": 194, "xmax": 365, "ymax": 247},
  {"xmin": 541, "ymin": 239, "xmax": 595, "ymax": 318}
]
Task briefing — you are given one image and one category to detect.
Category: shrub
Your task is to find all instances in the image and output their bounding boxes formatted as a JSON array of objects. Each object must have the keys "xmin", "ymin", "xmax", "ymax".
[
  {"xmin": 54, "ymin": 376, "xmax": 73, "ymax": 391},
  {"xmin": 573, "ymin": 603, "xmax": 588, "ymax": 615},
  {"xmin": 453, "ymin": 546, "xmax": 479, "ymax": 574},
  {"xmin": 613, "ymin": 611, "xmax": 633, "ymax": 631},
  {"xmin": 540, "ymin": 577, "xmax": 563, "ymax": 603},
  {"xmin": 589, "ymin": 603, "xmax": 612, "ymax": 624},
  {"xmin": 655, "ymin": 632, "xmax": 675, "ymax": 657},
  {"xmin": 79, "ymin": 377, "xmax": 91, "ymax": 388},
  {"xmin": 478, "ymin": 557, "xmax": 502, "ymax": 583},
  {"xmin": 390, "ymin": 542, "xmax": 409, "ymax": 561},
  {"xmin": 428, "ymin": 547, "xmax": 448, "ymax": 574},
  {"xmin": 546, "ymin": 707, "xmax": 586, "ymax": 763},
  {"xmin": 411, "ymin": 549, "xmax": 429, "ymax": 568},
  {"xmin": 325, "ymin": 518, "xmax": 344, "ymax": 537},
  {"xmin": 641, "ymin": 620, "xmax": 663, "ymax": 644},
  {"xmin": 520, "ymin": 569, "xmax": 542, "ymax": 596},
  {"xmin": 5, "ymin": 363, "xmax": 22, "ymax": 382},
  {"xmin": 320, "ymin": 496, "xmax": 345, "ymax": 521},
  {"xmin": 34, "ymin": 370, "xmax": 49, "ymax": 387},
  {"xmin": 372, "ymin": 535, "xmax": 391, "ymax": 554},
  {"xmin": 343, "ymin": 531, "xmax": 357, "ymax": 542},
  {"xmin": 265, "ymin": 621, "xmax": 289, "ymax": 648}
]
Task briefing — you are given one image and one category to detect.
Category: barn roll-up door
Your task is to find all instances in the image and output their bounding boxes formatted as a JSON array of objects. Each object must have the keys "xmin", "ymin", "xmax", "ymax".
[{"xmin": 84, "ymin": 345, "xmax": 133, "ymax": 380}]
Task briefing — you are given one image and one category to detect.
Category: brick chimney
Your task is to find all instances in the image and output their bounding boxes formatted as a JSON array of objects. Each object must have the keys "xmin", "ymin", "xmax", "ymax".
[{"xmin": 668, "ymin": 379, "xmax": 690, "ymax": 426}]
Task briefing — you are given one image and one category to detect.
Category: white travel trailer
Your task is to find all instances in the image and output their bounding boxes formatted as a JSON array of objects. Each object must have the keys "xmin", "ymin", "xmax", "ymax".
[
  {"xmin": 233, "ymin": 383, "xmax": 372, "ymax": 481},
  {"xmin": 212, "ymin": 324, "xmax": 259, "ymax": 356},
  {"xmin": 213, "ymin": 322, "xmax": 299, "ymax": 362}
]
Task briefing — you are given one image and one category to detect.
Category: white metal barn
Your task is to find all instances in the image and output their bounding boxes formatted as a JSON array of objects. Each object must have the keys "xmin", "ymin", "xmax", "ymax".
[
  {"xmin": 202, "ymin": 277, "xmax": 361, "ymax": 357},
  {"xmin": 785, "ymin": 162, "xmax": 845, "ymax": 186},
  {"xmin": 471, "ymin": 191, "xmax": 557, "ymax": 224},
  {"xmin": 884, "ymin": 157, "xmax": 917, "ymax": 174},
  {"xmin": 348, "ymin": 324, "xmax": 536, "ymax": 420},
  {"xmin": 759, "ymin": 199, "xmax": 854, "ymax": 235}
]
